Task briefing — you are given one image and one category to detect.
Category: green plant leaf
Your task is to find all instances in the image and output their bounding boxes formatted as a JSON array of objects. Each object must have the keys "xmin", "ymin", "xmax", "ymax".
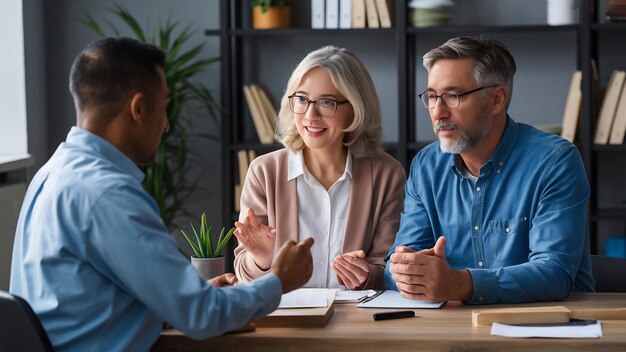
[
  {"xmin": 180, "ymin": 229, "xmax": 201, "ymax": 258},
  {"xmin": 111, "ymin": 3, "xmax": 146, "ymax": 41},
  {"xmin": 214, "ymin": 227, "xmax": 236, "ymax": 258}
]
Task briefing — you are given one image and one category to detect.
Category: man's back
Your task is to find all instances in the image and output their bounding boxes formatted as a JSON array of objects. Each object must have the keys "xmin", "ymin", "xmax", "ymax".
[
  {"xmin": 10, "ymin": 127, "xmax": 285, "ymax": 351},
  {"xmin": 10, "ymin": 127, "xmax": 172, "ymax": 350}
]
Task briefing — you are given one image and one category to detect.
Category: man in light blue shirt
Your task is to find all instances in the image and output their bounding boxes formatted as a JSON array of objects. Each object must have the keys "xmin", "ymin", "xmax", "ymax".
[
  {"xmin": 384, "ymin": 36, "xmax": 594, "ymax": 304},
  {"xmin": 10, "ymin": 37, "xmax": 314, "ymax": 351}
]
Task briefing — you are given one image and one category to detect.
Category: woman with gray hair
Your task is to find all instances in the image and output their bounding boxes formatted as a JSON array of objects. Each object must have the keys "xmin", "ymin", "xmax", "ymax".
[{"xmin": 233, "ymin": 46, "xmax": 405, "ymax": 290}]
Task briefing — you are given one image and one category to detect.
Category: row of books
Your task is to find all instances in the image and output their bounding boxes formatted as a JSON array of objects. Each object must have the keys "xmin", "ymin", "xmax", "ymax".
[
  {"xmin": 311, "ymin": 0, "xmax": 393, "ymax": 29},
  {"xmin": 234, "ymin": 149, "xmax": 257, "ymax": 212},
  {"xmin": 242, "ymin": 84, "xmax": 277, "ymax": 144},
  {"xmin": 606, "ymin": 0, "xmax": 626, "ymax": 22},
  {"xmin": 561, "ymin": 67, "xmax": 626, "ymax": 145}
]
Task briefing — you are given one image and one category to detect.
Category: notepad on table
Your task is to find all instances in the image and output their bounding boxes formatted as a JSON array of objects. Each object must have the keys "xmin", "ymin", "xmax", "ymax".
[
  {"xmin": 278, "ymin": 288, "xmax": 329, "ymax": 308},
  {"xmin": 491, "ymin": 320, "xmax": 603, "ymax": 338},
  {"xmin": 256, "ymin": 289, "xmax": 336, "ymax": 328},
  {"xmin": 357, "ymin": 290, "xmax": 445, "ymax": 309}
]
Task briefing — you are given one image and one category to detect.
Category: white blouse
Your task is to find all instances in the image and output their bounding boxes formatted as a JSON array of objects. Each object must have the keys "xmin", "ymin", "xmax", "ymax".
[{"xmin": 287, "ymin": 150, "xmax": 352, "ymax": 288}]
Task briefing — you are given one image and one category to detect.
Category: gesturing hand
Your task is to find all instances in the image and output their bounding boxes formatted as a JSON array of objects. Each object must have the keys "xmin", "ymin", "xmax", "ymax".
[
  {"xmin": 234, "ymin": 208, "xmax": 277, "ymax": 270},
  {"xmin": 332, "ymin": 250, "xmax": 370, "ymax": 290}
]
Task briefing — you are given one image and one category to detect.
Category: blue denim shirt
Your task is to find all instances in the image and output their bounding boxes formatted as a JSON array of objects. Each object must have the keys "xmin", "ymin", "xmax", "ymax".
[{"xmin": 384, "ymin": 117, "xmax": 595, "ymax": 304}]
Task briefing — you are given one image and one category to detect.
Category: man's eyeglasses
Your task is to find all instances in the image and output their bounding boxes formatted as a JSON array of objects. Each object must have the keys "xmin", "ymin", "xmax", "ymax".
[
  {"xmin": 418, "ymin": 86, "xmax": 497, "ymax": 109},
  {"xmin": 288, "ymin": 94, "xmax": 349, "ymax": 117}
]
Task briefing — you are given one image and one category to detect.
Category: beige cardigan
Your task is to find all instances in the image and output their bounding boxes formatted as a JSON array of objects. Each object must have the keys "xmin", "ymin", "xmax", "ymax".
[{"xmin": 234, "ymin": 149, "xmax": 406, "ymax": 290}]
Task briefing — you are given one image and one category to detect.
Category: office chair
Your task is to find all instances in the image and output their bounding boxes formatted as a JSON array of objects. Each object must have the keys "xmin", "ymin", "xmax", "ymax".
[
  {"xmin": 0, "ymin": 290, "xmax": 54, "ymax": 352},
  {"xmin": 591, "ymin": 255, "xmax": 626, "ymax": 293}
]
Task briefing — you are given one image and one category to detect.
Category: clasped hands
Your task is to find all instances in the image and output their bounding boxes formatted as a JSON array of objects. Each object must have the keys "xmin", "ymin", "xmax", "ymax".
[
  {"xmin": 235, "ymin": 208, "xmax": 370, "ymax": 289},
  {"xmin": 388, "ymin": 236, "xmax": 473, "ymax": 302}
]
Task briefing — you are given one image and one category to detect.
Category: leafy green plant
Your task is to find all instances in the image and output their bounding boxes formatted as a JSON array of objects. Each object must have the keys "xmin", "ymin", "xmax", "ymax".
[
  {"xmin": 251, "ymin": 0, "xmax": 290, "ymax": 13},
  {"xmin": 80, "ymin": 3, "xmax": 221, "ymax": 230},
  {"xmin": 180, "ymin": 213, "xmax": 235, "ymax": 258}
]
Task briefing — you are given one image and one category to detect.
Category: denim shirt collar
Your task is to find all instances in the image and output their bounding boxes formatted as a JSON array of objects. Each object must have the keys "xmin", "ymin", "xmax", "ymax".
[
  {"xmin": 451, "ymin": 115, "xmax": 520, "ymax": 178},
  {"xmin": 66, "ymin": 126, "xmax": 145, "ymax": 183}
]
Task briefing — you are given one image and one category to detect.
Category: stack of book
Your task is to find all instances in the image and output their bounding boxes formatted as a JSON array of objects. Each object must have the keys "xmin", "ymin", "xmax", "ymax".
[
  {"xmin": 606, "ymin": 0, "xmax": 626, "ymax": 21},
  {"xmin": 311, "ymin": 0, "xmax": 393, "ymax": 29},
  {"xmin": 242, "ymin": 84, "xmax": 277, "ymax": 145},
  {"xmin": 594, "ymin": 70, "xmax": 626, "ymax": 145}
]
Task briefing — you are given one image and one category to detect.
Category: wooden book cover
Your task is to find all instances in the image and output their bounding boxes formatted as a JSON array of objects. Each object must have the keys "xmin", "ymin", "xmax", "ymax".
[
  {"xmin": 472, "ymin": 306, "xmax": 570, "ymax": 327},
  {"xmin": 236, "ymin": 149, "xmax": 248, "ymax": 189},
  {"xmin": 351, "ymin": 0, "xmax": 366, "ymax": 28},
  {"xmin": 233, "ymin": 184, "xmax": 241, "ymax": 212},
  {"xmin": 609, "ymin": 83, "xmax": 626, "ymax": 144},
  {"xmin": 247, "ymin": 150, "xmax": 257, "ymax": 167},
  {"xmin": 243, "ymin": 85, "xmax": 272, "ymax": 144},
  {"xmin": 255, "ymin": 290, "xmax": 335, "ymax": 328},
  {"xmin": 246, "ymin": 85, "xmax": 274, "ymax": 144},
  {"xmin": 364, "ymin": 0, "xmax": 380, "ymax": 28},
  {"xmin": 594, "ymin": 70, "xmax": 626, "ymax": 144},
  {"xmin": 561, "ymin": 70, "xmax": 582, "ymax": 143},
  {"xmin": 252, "ymin": 84, "xmax": 277, "ymax": 137},
  {"xmin": 374, "ymin": 0, "xmax": 392, "ymax": 28}
]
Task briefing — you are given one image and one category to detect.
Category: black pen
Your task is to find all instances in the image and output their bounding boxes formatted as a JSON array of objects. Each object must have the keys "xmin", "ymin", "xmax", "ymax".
[{"xmin": 373, "ymin": 310, "xmax": 415, "ymax": 321}]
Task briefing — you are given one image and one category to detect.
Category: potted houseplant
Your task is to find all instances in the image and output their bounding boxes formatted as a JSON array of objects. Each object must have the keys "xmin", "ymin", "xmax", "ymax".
[
  {"xmin": 251, "ymin": 0, "xmax": 291, "ymax": 29},
  {"xmin": 80, "ymin": 3, "xmax": 221, "ymax": 231},
  {"xmin": 180, "ymin": 212, "xmax": 235, "ymax": 280}
]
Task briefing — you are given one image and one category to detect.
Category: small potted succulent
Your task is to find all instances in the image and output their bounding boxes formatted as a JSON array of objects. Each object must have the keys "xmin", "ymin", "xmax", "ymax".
[
  {"xmin": 251, "ymin": 0, "xmax": 291, "ymax": 29},
  {"xmin": 180, "ymin": 213, "xmax": 235, "ymax": 280}
]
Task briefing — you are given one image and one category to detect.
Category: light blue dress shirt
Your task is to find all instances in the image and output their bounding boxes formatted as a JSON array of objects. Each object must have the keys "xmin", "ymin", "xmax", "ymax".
[
  {"xmin": 10, "ymin": 127, "xmax": 282, "ymax": 351},
  {"xmin": 384, "ymin": 117, "xmax": 595, "ymax": 304}
]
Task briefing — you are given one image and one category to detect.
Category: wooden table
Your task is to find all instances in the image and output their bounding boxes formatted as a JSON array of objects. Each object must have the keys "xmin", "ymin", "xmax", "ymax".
[{"xmin": 152, "ymin": 293, "xmax": 626, "ymax": 351}]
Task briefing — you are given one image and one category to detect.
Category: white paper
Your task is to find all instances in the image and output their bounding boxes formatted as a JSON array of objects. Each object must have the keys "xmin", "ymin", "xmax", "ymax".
[
  {"xmin": 491, "ymin": 321, "xmax": 603, "ymax": 338},
  {"xmin": 357, "ymin": 290, "xmax": 445, "ymax": 309},
  {"xmin": 278, "ymin": 288, "xmax": 329, "ymax": 308},
  {"xmin": 334, "ymin": 289, "xmax": 376, "ymax": 302}
]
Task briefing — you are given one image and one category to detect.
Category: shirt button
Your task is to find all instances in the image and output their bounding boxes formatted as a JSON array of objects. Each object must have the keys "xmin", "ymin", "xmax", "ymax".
[
  {"xmin": 499, "ymin": 161, "xmax": 504, "ymax": 166},
  {"xmin": 478, "ymin": 296, "xmax": 484, "ymax": 302},
  {"xmin": 505, "ymin": 228, "xmax": 511, "ymax": 233},
  {"xmin": 478, "ymin": 261, "xmax": 484, "ymax": 267},
  {"xmin": 320, "ymin": 260, "xmax": 325, "ymax": 265},
  {"xmin": 496, "ymin": 169, "xmax": 501, "ymax": 174},
  {"xmin": 476, "ymin": 186, "xmax": 481, "ymax": 192},
  {"xmin": 474, "ymin": 225, "xmax": 479, "ymax": 231},
  {"xmin": 323, "ymin": 230, "xmax": 328, "ymax": 235}
]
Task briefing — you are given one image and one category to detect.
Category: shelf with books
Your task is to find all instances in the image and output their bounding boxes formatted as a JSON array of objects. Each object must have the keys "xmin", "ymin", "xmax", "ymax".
[
  {"xmin": 230, "ymin": 28, "xmax": 397, "ymax": 36},
  {"xmin": 407, "ymin": 24, "xmax": 581, "ymax": 34}
]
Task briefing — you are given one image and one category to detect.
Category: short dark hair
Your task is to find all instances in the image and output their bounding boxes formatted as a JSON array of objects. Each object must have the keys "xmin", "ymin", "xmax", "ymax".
[{"xmin": 69, "ymin": 37, "xmax": 166, "ymax": 124}]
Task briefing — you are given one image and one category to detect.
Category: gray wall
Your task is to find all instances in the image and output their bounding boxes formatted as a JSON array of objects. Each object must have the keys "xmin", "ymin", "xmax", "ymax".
[{"xmin": 39, "ymin": 0, "xmax": 222, "ymax": 240}]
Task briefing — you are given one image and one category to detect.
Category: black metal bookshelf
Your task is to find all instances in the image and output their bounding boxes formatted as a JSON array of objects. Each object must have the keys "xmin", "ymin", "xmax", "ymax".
[{"xmin": 213, "ymin": 0, "xmax": 625, "ymax": 258}]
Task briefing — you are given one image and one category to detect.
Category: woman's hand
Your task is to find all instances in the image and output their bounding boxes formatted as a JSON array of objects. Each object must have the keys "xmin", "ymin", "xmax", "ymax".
[
  {"xmin": 234, "ymin": 208, "xmax": 277, "ymax": 270},
  {"xmin": 332, "ymin": 250, "xmax": 370, "ymax": 290}
]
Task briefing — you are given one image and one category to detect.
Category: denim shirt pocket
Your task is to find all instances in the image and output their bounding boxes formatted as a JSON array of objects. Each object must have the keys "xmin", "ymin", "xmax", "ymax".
[{"xmin": 486, "ymin": 217, "xmax": 529, "ymax": 266}]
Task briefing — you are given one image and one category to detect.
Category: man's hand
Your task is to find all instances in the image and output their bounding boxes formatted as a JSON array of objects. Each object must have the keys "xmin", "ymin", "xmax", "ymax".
[
  {"xmin": 332, "ymin": 250, "xmax": 370, "ymax": 290},
  {"xmin": 207, "ymin": 273, "xmax": 239, "ymax": 288},
  {"xmin": 271, "ymin": 237, "xmax": 314, "ymax": 293},
  {"xmin": 234, "ymin": 208, "xmax": 277, "ymax": 270},
  {"xmin": 389, "ymin": 237, "xmax": 473, "ymax": 302}
]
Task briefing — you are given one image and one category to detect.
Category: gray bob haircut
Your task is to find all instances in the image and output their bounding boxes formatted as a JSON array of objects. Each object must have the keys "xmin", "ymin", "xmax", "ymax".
[
  {"xmin": 276, "ymin": 46, "xmax": 382, "ymax": 157},
  {"xmin": 423, "ymin": 36, "xmax": 517, "ymax": 110}
]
